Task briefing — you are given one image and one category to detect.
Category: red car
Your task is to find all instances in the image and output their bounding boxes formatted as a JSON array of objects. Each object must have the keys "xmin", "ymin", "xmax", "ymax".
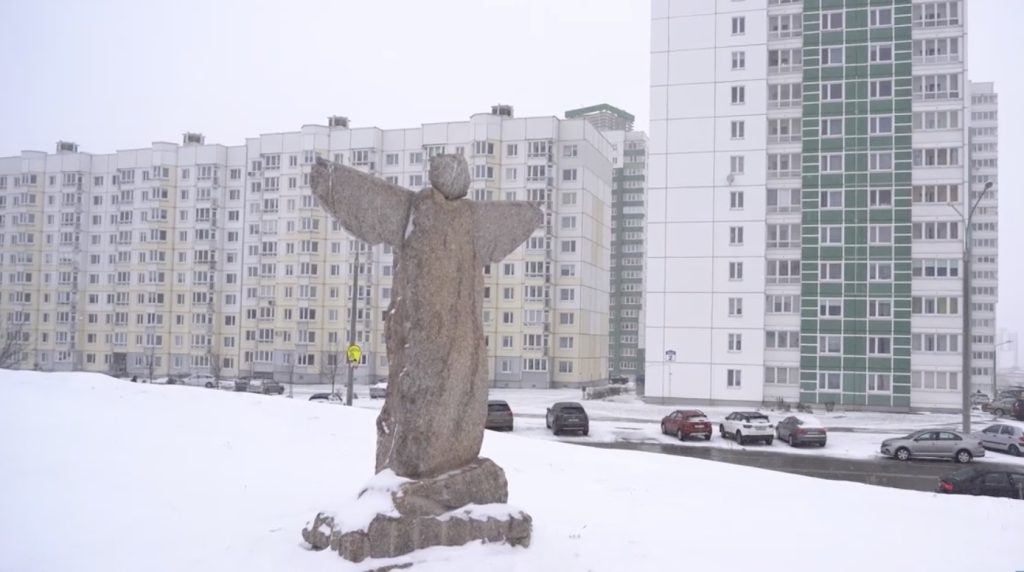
[{"xmin": 660, "ymin": 409, "xmax": 712, "ymax": 441}]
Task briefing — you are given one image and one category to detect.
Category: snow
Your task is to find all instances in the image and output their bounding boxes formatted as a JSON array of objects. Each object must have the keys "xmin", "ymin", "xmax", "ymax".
[{"xmin": 3, "ymin": 370, "xmax": 1024, "ymax": 572}]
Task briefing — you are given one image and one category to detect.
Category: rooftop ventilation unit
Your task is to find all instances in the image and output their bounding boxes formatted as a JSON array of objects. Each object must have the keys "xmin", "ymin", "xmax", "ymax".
[
  {"xmin": 183, "ymin": 132, "xmax": 205, "ymax": 145},
  {"xmin": 490, "ymin": 104, "xmax": 514, "ymax": 118},
  {"xmin": 56, "ymin": 141, "xmax": 78, "ymax": 153},
  {"xmin": 328, "ymin": 116, "xmax": 350, "ymax": 128}
]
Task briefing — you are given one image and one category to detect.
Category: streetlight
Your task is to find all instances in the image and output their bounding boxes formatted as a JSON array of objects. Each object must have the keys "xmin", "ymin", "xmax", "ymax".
[
  {"xmin": 952, "ymin": 180, "xmax": 993, "ymax": 434},
  {"xmin": 993, "ymin": 339, "xmax": 1014, "ymax": 398},
  {"xmin": 664, "ymin": 349, "xmax": 676, "ymax": 405}
]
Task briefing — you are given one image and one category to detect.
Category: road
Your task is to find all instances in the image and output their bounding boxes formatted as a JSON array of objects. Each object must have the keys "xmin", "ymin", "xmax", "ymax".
[{"xmin": 581, "ymin": 441, "xmax": 1022, "ymax": 492}]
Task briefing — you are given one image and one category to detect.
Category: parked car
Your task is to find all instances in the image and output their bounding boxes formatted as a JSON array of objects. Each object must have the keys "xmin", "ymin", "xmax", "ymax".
[
  {"xmin": 984, "ymin": 397, "xmax": 1018, "ymax": 417},
  {"xmin": 247, "ymin": 379, "xmax": 285, "ymax": 395},
  {"xmin": 970, "ymin": 392, "xmax": 991, "ymax": 407},
  {"xmin": 775, "ymin": 415, "xmax": 827, "ymax": 447},
  {"xmin": 660, "ymin": 409, "xmax": 712, "ymax": 441},
  {"xmin": 937, "ymin": 467, "xmax": 1024, "ymax": 500},
  {"xmin": 148, "ymin": 376, "xmax": 181, "ymax": 385},
  {"xmin": 546, "ymin": 402, "xmax": 589, "ymax": 436},
  {"xmin": 880, "ymin": 430, "xmax": 984, "ymax": 463},
  {"xmin": 720, "ymin": 411, "xmax": 774, "ymax": 445},
  {"xmin": 218, "ymin": 378, "xmax": 248, "ymax": 392},
  {"xmin": 309, "ymin": 393, "xmax": 345, "ymax": 404},
  {"xmin": 485, "ymin": 400, "xmax": 514, "ymax": 431},
  {"xmin": 369, "ymin": 382, "xmax": 388, "ymax": 399},
  {"xmin": 974, "ymin": 423, "xmax": 1024, "ymax": 456},
  {"xmin": 181, "ymin": 374, "xmax": 217, "ymax": 388},
  {"xmin": 997, "ymin": 387, "xmax": 1024, "ymax": 400}
]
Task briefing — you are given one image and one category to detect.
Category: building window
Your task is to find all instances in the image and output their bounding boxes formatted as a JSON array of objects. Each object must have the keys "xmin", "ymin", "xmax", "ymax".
[
  {"xmin": 911, "ymin": 371, "xmax": 959, "ymax": 391},
  {"xmin": 766, "ymin": 366, "xmax": 799, "ymax": 385},
  {"xmin": 821, "ymin": 11, "xmax": 844, "ymax": 30},
  {"xmin": 869, "ymin": 43, "xmax": 894, "ymax": 63},
  {"xmin": 765, "ymin": 331, "xmax": 800, "ymax": 350},
  {"xmin": 821, "ymin": 47, "xmax": 844, "ymax": 66},
  {"xmin": 731, "ymin": 51, "xmax": 746, "ymax": 70},
  {"xmin": 729, "ymin": 262, "xmax": 743, "ymax": 281},
  {"xmin": 870, "ymin": 7, "xmax": 893, "ymax": 27},
  {"xmin": 869, "ymin": 116, "xmax": 894, "ymax": 135},
  {"xmin": 728, "ymin": 297, "xmax": 743, "ymax": 317},
  {"xmin": 766, "ymin": 259, "xmax": 800, "ymax": 284},
  {"xmin": 730, "ymin": 191, "xmax": 744, "ymax": 210},
  {"xmin": 820, "ymin": 225, "xmax": 842, "ymax": 245},
  {"xmin": 728, "ymin": 333, "xmax": 743, "ymax": 352},
  {"xmin": 819, "ymin": 299, "xmax": 842, "ymax": 317},
  {"xmin": 869, "ymin": 152, "xmax": 894, "ymax": 172},
  {"xmin": 820, "ymin": 118, "xmax": 843, "ymax": 137},
  {"xmin": 730, "ymin": 120, "xmax": 745, "ymax": 139},
  {"xmin": 730, "ymin": 155, "xmax": 745, "ymax": 174},
  {"xmin": 821, "ymin": 82, "xmax": 843, "ymax": 101},
  {"xmin": 818, "ymin": 372, "xmax": 841, "ymax": 391},
  {"xmin": 731, "ymin": 85, "xmax": 746, "ymax": 104},
  {"xmin": 868, "ymin": 299, "xmax": 893, "ymax": 318},
  {"xmin": 727, "ymin": 369, "xmax": 742, "ymax": 388},
  {"xmin": 869, "ymin": 225, "xmax": 894, "ymax": 245},
  {"xmin": 821, "ymin": 154, "xmax": 844, "ymax": 173},
  {"xmin": 820, "ymin": 263, "xmax": 842, "ymax": 282},
  {"xmin": 868, "ymin": 336, "xmax": 892, "ymax": 355},
  {"xmin": 869, "ymin": 189, "xmax": 893, "ymax": 208},
  {"xmin": 820, "ymin": 189, "xmax": 843, "ymax": 208},
  {"xmin": 731, "ymin": 16, "xmax": 745, "ymax": 35},
  {"xmin": 729, "ymin": 226, "xmax": 744, "ymax": 246},
  {"xmin": 870, "ymin": 79, "xmax": 894, "ymax": 99}
]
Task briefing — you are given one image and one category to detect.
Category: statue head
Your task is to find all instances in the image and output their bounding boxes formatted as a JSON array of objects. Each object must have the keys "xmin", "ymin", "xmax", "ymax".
[{"xmin": 428, "ymin": 154, "xmax": 470, "ymax": 200}]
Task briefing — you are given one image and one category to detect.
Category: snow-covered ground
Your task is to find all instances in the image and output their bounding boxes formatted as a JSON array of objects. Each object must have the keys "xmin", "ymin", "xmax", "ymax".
[{"xmin": 2, "ymin": 370, "xmax": 1024, "ymax": 572}]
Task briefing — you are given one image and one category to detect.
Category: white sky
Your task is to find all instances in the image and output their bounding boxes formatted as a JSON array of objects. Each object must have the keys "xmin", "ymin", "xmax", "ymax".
[{"xmin": 0, "ymin": 0, "xmax": 1020, "ymax": 344}]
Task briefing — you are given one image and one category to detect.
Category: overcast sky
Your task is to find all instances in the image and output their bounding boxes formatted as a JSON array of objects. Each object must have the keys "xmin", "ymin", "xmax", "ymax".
[{"xmin": 0, "ymin": 0, "xmax": 1020, "ymax": 351}]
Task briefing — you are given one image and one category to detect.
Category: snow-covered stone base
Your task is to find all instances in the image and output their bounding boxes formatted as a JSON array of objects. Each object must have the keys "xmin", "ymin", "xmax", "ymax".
[{"xmin": 302, "ymin": 458, "xmax": 532, "ymax": 563}]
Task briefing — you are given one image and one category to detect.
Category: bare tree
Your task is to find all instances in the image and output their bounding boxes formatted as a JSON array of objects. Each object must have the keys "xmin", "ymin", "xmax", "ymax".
[
  {"xmin": 207, "ymin": 349, "xmax": 222, "ymax": 381},
  {"xmin": 0, "ymin": 320, "xmax": 27, "ymax": 370},
  {"xmin": 321, "ymin": 343, "xmax": 343, "ymax": 394}
]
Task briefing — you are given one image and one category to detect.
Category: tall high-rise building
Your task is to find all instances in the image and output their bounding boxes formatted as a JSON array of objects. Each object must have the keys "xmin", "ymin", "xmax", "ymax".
[
  {"xmin": 647, "ymin": 0, "xmax": 995, "ymax": 409},
  {"xmin": 566, "ymin": 105, "xmax": 649, "ymax": 382},
  {"xmin": 0, "ymin": 107, "xmax": 617, "ymax": 388},
  {"xmin": 968, "ymin": 82, "xmax": 999, "ymax": 390}
]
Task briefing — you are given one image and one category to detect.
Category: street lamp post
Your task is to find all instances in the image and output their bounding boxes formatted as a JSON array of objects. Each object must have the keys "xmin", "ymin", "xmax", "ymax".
[
  {"xmin": 955, "ymin": 180, "xmax": 993, "ymax": 434},
  {"xmin": 993, "ymin": 339, "xmax": 1014, "ymax": 398},
  {"xmin": 664, "ymin": 350, "xmax": 676, "ymax": 405}
]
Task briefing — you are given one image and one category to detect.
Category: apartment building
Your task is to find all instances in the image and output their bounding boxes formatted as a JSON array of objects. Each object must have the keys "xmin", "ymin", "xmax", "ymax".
[
  {"xmin": 0, "ymin": 107, "xmax": 614, "ymax": 387},
  {"xmin": 566, "ymin": 105, "xmax": 649, "ymax": 382},
  {"xmin": 968, "ymin": 82, "xmax": 999, "ymax": 391},
  {"xmin": 648, "ymin": 0, "xmax": 995, "ymax": 410}
]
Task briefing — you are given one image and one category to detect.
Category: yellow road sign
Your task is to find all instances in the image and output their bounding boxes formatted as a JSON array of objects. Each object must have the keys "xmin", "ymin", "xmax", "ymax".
[{"xmin": 346, "ymin": 344, "xmax": 362, "ymax": 365}]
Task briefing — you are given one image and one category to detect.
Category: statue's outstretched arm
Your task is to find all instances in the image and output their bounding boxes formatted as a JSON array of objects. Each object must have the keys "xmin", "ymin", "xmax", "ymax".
[
  {"xmin": 471, "ymin": 202, "xmax": 543, "ymax": 264},
  {"xmin": 310, "ymin": 157, "xmax": 414, "ymax": 247}
]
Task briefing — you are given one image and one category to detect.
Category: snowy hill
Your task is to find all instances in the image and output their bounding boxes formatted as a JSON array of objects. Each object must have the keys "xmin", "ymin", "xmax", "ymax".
[{"xmin": 1, "ymin": 370, "xmax": 1022, "ymax": 572}]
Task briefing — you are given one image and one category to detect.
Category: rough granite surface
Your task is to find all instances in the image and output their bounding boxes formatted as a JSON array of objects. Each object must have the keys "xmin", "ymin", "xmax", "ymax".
[{"xmin": 310, "ymin": 154, "xmax": 542, "ymax": 479}]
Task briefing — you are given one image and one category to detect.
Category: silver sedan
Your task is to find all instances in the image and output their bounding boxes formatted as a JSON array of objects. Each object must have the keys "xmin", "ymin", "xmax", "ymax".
[{"xmin": 880, "ymin": 430, "xmax": 985, "ymax": 463}]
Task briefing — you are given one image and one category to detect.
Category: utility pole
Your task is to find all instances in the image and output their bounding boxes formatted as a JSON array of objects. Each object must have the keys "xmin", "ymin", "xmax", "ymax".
[
  {"xmin": 346, "ymin": 249, "xmax": 360, "ymax": 406},
  {"xmin": 957, "ymin": 180, "xmax": 993, "ymax": 434},
  {"xmin": 994, "ymin": 339, "xmax": 1014, "ymax": 398}
]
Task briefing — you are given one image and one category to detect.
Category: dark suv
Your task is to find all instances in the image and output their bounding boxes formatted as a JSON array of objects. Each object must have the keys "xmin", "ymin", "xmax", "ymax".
[
  {"xmin": 546, "ymin": 402, "xmax": 589, "ymax": 436},
  {"xmin": 485, "ymin": 400, "xmax": 514, "ymax": 431}
]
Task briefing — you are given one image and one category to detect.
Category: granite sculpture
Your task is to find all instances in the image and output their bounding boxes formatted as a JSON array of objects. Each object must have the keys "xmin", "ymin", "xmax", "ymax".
[{"xmin": 301, "ymin": 153, "xmax": 540, "ymax": 562}]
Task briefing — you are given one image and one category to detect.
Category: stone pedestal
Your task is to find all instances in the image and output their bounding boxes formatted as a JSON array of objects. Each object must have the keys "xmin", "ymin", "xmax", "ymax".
[{"xmin": 302, "ymin": 458, "xmax": 532, "ymax": 563}]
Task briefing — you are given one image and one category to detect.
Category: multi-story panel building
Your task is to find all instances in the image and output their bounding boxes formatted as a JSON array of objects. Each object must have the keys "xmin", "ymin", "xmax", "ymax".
[
  {"xmin": 0, "ymin": 107, "xmax": 615, "ymax": 388},
  {"xmin": 968, "ymin": 81, "xmax": 999, "ymax": 393},
  {"xmin": 565, "ymin": 105, "xmax": 649, "ymax": 382},
  {"xmin": 648, "ymin": 0, "xmax": 993, "ymax": 410}
]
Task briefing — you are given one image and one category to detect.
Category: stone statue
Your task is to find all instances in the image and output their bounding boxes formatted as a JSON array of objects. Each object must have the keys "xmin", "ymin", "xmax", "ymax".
[{"xmin": 301, "ymin": 153, "xmax": 539, "ymax": 562}]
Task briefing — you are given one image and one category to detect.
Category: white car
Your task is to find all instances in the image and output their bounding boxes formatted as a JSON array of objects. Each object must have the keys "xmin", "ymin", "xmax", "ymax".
[
  {"xmin": 181, "ymin": 374, "xmax": 217, "ymax": 388},
  {"xmin": 974, "ymin": 423, "xmax": 1024, "ymax": 457},
  {"xmin": 369, "ymin": 382, "xmax": 388, "ymax": 399},
  {"xmin": 720, "ymin": 411, "xmax": 775, "ymax": 445}
]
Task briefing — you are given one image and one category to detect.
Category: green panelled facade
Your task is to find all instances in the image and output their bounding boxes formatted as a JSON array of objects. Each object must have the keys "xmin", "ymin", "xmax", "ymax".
[
  {"xmin": 799, "ymin": 0, "xmax": 913, "ymax": 407},
  {"xmin": 609, "ymin": 151, "xmax": 645, "ymax": 379}
]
